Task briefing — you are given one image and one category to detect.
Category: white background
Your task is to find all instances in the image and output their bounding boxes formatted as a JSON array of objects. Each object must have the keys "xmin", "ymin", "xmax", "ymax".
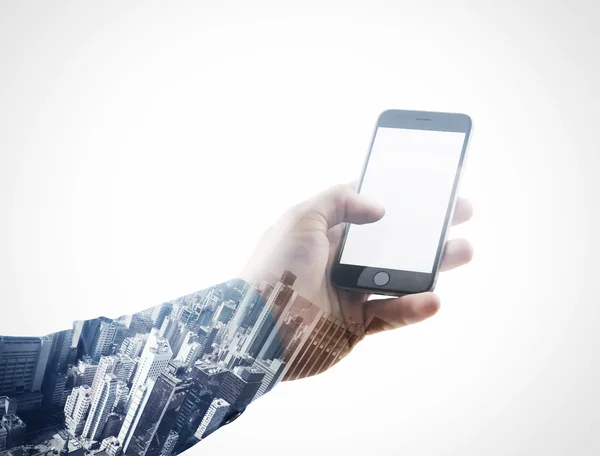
[
  {"xmin": 1, "ymin": 1, "xmax": 599, "ymax": 455},
  {"xmin": 341, "ymin": 127, "xmax": 465, "ymax": 272}
]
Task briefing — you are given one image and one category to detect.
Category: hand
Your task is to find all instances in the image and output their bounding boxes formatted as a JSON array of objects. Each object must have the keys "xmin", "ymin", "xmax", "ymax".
[{"xmin": 240, "ymin": 183, "xmax": 473, "ymax": 378}]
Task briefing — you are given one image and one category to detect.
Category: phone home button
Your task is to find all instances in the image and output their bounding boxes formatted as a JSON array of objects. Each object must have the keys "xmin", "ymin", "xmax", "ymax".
[{"xmin": 373, "ymin": 271, "xmax": 390, "ymax": 286}]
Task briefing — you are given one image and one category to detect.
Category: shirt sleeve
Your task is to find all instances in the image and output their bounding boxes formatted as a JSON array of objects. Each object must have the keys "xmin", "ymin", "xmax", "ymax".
[{"xmin": 0, "ymin": 271, "xmax": 368, "ymax": 456}]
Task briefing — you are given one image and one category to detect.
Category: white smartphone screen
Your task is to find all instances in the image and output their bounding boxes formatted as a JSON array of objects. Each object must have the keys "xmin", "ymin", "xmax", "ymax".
[{"xmin": 339, "ymin": 127, "xmax": 466, "ymax": 274}]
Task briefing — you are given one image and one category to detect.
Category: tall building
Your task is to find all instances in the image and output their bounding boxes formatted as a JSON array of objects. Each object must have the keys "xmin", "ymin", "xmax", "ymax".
[
  {"xmin": 128, "ymin": 333, "xmax": 172, "ymax": 408},
  {"xmin": 258, "ymin": 313, "xmax": 304, "ymax": 361},
  {"xmin": 223, "ymin": 287, "xmax": 260, "ymax": 344},
  {"xmin": 82, "ymin": 374, "xmax": 118, "ymax": 441},
  {"xmin": 171, "ymin": 362, "xmax": 227, "ymax": 453},
  {"xmin": 193, "ymin": 398, "xmax": 230, "ymax": 440},
  {"xmin": 91, "ymin": 357, "xmax": 118, "ymax": 400},
  {"xmin": 79, "ymin": 318, "xmax": 117, "ymax": 362},
  {"xmin": 46, "ymin": 329, "xmax": 74, "ymax": 374},
  {"xmin": 200, "ymin": 327, "xmax": 218, "ymax": 357},
  {"xmin": 100, "ymin": 413, "xmax": 125, "ymax": 440},
  {"xmin": 64, "ymin": 385, "xmax": 92, "ymax": 436},
  {"xmin": 124, "ymin": 372, "xmax": 191, "ymax": 456},
  {"xmin": 127, "ymin": 314, "xmax": 153, "ymax": 337},
  {"xmin": 118, "ymin": 383, "xmax": 152, "ymax": 453},
  {"xmin": 252, "ymin": 358, "xmax": 286, "ymax": 400},
  {"xmin": 0, "ymin": 336, "xmax": 53, "ymax": 395},
  {"xmin": 74, "ymin": 358, "xmax": 98, "ymax": 386},
  {"xmin": 159, "ymin": 431, "xmax": 178, "ymax": 456},
  {"xmin": 240, "ymin": 275, "xmax": 298, "ymax": 359},
  {"xmin": 214, "ymin": 300, "xmax": 236, "ymax": 325},
  {"xmin": 218, "ymin": 368, "xmax": 264, "ymax": 412},
  {"xmin": 157, "ymin": 318, "xmax": 177, "ymax": 343},
  {"xmin": 176, "ymin": 341, "xmax": 201, "ymax": 369},
  {"xmin": 0, "ymin": 423, "xmax": 7, "ymax": 451},
  {"xmin": 42, "ymin": 372, "xmax": 68, "ymax": 409},
  {"xmin": 151, "ymin": 303, "xmax": 173, "ymax": 329},
  {"xmin": 0, "ymin": 414, "xmax": 26, "ymax": 449},
  {"xmin": 115, "ymin": 354, "xmax": 136, "ymax": 383},
  {"xmin": 113, "ymin": 381, "xmax": 130, "ymax": 414},
  {"xmin": 112, "ymin": 323, "xmax": 132, "ymax": 355},
  {"xmin": 175, "ymin": 332, "xmax": 195, "ymax": 358},
  {"xmin": 92, "ymin": 320, "xmax": 118, "ymax": 361},
  {"xmin": 223, "ymin": 352, "xmax": 254, "ymax": 371},
  {"xmin": 168, "ymin": 324, "xmax": 187, "ymax": 359},
  {"xmin": 100, "ymin": 436, "xmax": 123, "ymax": 456},
  {"xmin": 0, "ymin": 396, "xmax": 16, "ymax": 416},
  {"xmin": 241, "ymin": 282, "xmax": 271, "ymax": 330},
  {"xmin": 119, "ymin": 334, "xmax": 148, "ymax": 359}
]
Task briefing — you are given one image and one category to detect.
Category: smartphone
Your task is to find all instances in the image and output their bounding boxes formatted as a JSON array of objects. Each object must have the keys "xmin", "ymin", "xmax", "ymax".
[{"xmin": 331, "ymin": 109, "xmax": 472, "ymax": 296}]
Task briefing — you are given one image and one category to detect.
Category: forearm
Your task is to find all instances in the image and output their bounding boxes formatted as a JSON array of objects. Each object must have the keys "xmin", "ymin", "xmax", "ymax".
[{"xmin": 0, "ymin": 272, "xmax": 368, "ymax": 455}]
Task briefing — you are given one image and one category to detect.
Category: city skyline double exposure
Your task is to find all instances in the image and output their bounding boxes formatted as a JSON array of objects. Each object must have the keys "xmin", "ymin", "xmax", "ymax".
[{"xmin": 0, "ymin": 270, "xmax": 368, "ymax": 456}]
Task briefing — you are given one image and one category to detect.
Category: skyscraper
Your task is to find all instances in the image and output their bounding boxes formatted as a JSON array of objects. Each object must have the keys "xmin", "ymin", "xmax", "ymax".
[
  {"xmin": 223, "ymin": 287, "xmax": 260, "ymax": 345},
  {"xmin": 251, "ymin": 358, "xmax": 286, "ymax": 400},
  {"xmin": 113, "ymin": 381, "xmax": 130, "ymax": 414},
  {"xmin": 127, "ymin": 314, "xmax": 153, "ymax": 337},
  {"xmin": 114, "ymin": 354, "xmax": 136, "ymax": 383},
  {"xmin": 0, "ymin": 423, "xmax": 7, "ymax": 452},
  {"xmin": 213, "ymin": 300, "xmax": 236, "ymax": 325},
  {"xmin": 0, "ymin": 414, "xmax": 26, "ymax": 449},
  {"xmin": 158, "ymin": 318, "xmax": 177, "ymax": 343},
  {"xmin": 118, "ymin": 383, "xmax": 152, "ymax": 453},
  {"xmin": 218, "ymin": 367, "xmax": 265, "ymax": 412},
  {"xmin": 46, "ymin": 329, "xmax": 74, "ymax": 374},
  {"xmin": 171, "ymin": 362, "xmax": 227, "ymax": 453},
  {"xmin": 112, "ymin": 323, "xmax": 132, "ymax": 355},
  {"xmin": 101, "ymin": 413, "xmax": 125, "ymax": 440},
  {"xmin": 0, "ymin": 396, "xmax": 16, "ymax": 416},
  {"xmin": 82, "ymin": 374, "xmax": 118, "ymax": 441},
  {"xmin": 176, "ymin": 341, "xmax": 201, "ymax": 369},
  {"xmin": 193, "ymin": 398, "xmax": 230, "ymax": 440},
  {"xmin": 151, "ymin": 303, "xmax": 173, "ymax": 330},
  {"xmin": 168, "ymin": 324, "xmax": 187, "ymax": 359},
  {"xmin": 0, "ymin": 336, "xmax": 52, "ymax": 395},
  {"xmin": 159, "ymin": 431, "xmax": 178, "ymax": 456},
  {"xmin": 258, "ymin": 313, "xmax": 303, "ymax": 361},
  {"xmin": 240, "ymin": 276, "xmax": 297, "ymax": 359},
  {"xmin": 92, "ymin": 320, "xmax": 118, "ymax": 361},
  {"xmin": 79, "ymin": 318, "xmax": 117, "ymax": 362},
  {"xmin": 128, "ymin": 333, "xmax": 172, "ymax": 408},
  {"xmin": 42, "ymin": 372, "xmax": 68, "ymax": 409},
  {"xmin": 74, "ymin": 358, "xmax": 98, "ymax": 386},
  {"xmin": 119, "ymin": 334, "xmax": 148, "ymax": 359},
  {"xmin": 200, "ymin": 327, "xmax": 218, "ymax": 357},
  {"xmin": 91, "ymin": 357, "xmax": 118, "ymax": 400},
  {"xmin": 124, "ymin": 372, "xmax": 191, "ymax": 456},
  {"xmin": 64, "ymin": 385, "xmax": 92, "ymax": 436}
]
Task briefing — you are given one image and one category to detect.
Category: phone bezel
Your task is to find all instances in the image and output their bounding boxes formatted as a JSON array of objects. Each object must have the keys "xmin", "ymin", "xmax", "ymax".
[{"xmin": 331, "ymin": 109, "xmax": 473, "ymax": 297}]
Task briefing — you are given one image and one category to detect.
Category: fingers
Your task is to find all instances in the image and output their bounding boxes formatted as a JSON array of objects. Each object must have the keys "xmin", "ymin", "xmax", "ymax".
[
  {"xmin": 452, "ymin": 198, "xmax": 473, "ymax": 226},
  {"xmin": 307, "ymin": 184, "xmax": 385, "ymax": 229},
  {"xmin": 301, "ymin": 182, "xmax": 472, "ymax": 235},
  {"xmin": 364, "ymin": 293, "xmax": 441, "ymax": 335},
  {"xmin": 440, "ymin": 238, "xmax": 474, "ymax": 272}
]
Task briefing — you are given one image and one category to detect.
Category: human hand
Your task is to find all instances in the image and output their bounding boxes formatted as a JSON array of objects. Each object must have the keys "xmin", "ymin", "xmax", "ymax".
[{"xmin": 240, "ymin": 183, "xmax": 473, "ymax": 379}]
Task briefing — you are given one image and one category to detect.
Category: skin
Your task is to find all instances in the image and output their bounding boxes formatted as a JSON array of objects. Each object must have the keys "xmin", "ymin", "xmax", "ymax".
[{"xmin": 240, "ymin": 183, "xmax": 473, "ymax": 375}]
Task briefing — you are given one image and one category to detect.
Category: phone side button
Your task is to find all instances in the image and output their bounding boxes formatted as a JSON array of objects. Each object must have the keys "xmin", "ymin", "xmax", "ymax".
[{"xmin": 373, "ymin": 271, "xmax": 390, "ymax": 286}]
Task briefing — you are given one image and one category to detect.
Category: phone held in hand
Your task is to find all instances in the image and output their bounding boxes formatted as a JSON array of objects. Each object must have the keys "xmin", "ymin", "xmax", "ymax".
[{"xmin": 331, "ymin": 109, "xmax": 472, "ymax": 296}]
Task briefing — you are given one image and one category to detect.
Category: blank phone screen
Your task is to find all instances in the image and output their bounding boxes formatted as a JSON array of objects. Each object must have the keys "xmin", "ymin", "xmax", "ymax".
[{"xmin": 339, "ymin": 127, "xmax": 466, "ymax": 273}]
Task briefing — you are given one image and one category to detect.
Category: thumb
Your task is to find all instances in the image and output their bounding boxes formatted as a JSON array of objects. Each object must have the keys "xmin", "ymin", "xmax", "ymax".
[{"xmin": 306, "ymin": 183, "xmax": 385, "ymax": 229}]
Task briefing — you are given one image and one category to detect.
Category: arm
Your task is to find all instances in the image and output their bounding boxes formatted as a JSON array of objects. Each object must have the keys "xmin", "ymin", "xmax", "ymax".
[{"xmin": 0, "ymin": 184, "xmax": 473, "ymax": 456}]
